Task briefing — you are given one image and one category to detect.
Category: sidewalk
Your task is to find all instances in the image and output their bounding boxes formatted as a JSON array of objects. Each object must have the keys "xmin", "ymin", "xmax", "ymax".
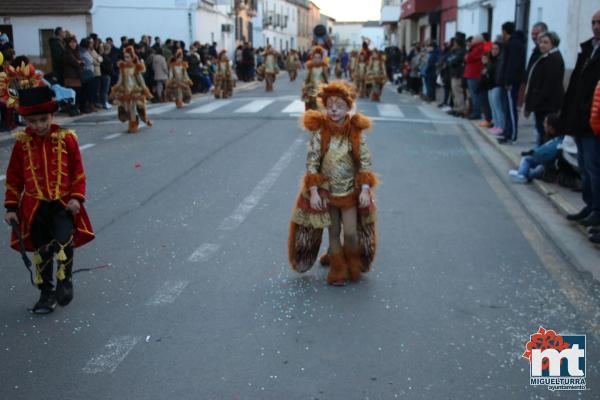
[
  {"xmin": 419, "ymin": 98, "xmax": 594, "ymax": 242},
  {"xmin": 0, "ymin": 80, "xmax": 260, "ymax": 145}
]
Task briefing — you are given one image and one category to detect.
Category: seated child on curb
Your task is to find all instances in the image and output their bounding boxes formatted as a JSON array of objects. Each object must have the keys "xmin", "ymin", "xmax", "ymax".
[{"xmin": 509, "ymin": 113, "xmax": 563, "ymax": 183}]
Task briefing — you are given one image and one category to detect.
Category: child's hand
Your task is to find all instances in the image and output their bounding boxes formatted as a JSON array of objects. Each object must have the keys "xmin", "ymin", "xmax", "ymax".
[
  {"xmin": 66, "ymin": 199, "xmax": 81, "ymax": 215},
  {"xmin": 359, "ymin": 188, "xmax": 371, "ymax": 209},
  {"xmin": 4, "ymin": 212, "xmax": 19, "ymax": 226},
  {"xmin": 310, "ymin": 188, "xmax": 324, "ymax": 211}
]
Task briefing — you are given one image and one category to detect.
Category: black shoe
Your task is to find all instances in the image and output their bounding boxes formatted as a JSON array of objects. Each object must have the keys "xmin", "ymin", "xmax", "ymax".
[
  {"xmin": 588, "ymin": 226, "xmax": 600, "ymax": 235},
  {"xmin": 567, "ymin": 207, "xmax": 591, "ymax": 221},
  {"xmin": 32, "ymin": 290, "xmax": 57, "ymax": 314},
  {"xmin": 579, "ymin": 211, "xmax": 600, "ymax": 227},
  {"xmin": 56, "ymin": 277, "xmax": 74, "ymax": 307},
  {"xmin": 497, "ymin": 137, "xmax": 512, "ymax": 144},
  {"xmin": 589, "ymin": 232, "xmax": 600, "ymax": 244}
]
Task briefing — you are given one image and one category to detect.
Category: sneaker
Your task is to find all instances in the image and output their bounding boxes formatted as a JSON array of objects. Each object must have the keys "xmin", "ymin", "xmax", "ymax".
[
  {"xmin": 32, "ymin": 290, "xmax": 57, "ymax": 314},
  {"xmin": 589, "ymin": 232, "xmax": 600, "ymax": 244},
  {"xmin": 56, "ymin": 277, "xmax": 74, "ymax": 306},
  {"xmin": 479, "ymin": 120, "xmax": 492, "ymax": 128},
  {"xmin": 508, "ymin": 170, "xmax": 519, "ymax": 177},
  {"xmin": 489, "ymin": 127, "xmax": 503, "ymax": 135},
  {"xmin": 104, "ymin": 102, "xmax": 113, "ymax": 110},
  {"xmin": 579, "ymin": 211, "xmax": 600, "ymax": 227},
  {"xmin": 441, "ymin": 106, "xmax": 452, "ymax": 112},
  {"xmin": 509, "ymin": 174, "xmax": 528, "ymax": 184}
]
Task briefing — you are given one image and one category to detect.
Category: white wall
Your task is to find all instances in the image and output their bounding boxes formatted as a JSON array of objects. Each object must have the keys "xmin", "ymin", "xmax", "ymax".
[
  {"xmin": 258, "ymin": 0, "xmax": 296, "ymax": 51},
  {"xmin": 4, "ymin": 15, "xmax": 87, "ymax": 56},
  {"xmin": 456, "ymin": 0, "xmax": 515, "ymax": 40},
  {"xmin": 529, "ymin": 0, "xmax": 598, "ymax": 70},
  {"xmin": 361, "ymin": 26, "xmax": 385, "ymax": 50},
  {"xmin": 196, "ymin": 3, "xmax": 235, "ymax": 55},
  {"xmin": 333, "ymin": 23, "xmax": 363, "ymax": 49},
  {"xmin": 91, "ymin": 0, "xmax": 194, "ymax": 44}
]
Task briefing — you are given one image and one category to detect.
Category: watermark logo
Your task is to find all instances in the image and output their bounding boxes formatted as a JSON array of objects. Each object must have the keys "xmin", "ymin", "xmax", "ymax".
[{"xmin": 523, "ymin": 327, "xmax": 586, "ymax": 391}]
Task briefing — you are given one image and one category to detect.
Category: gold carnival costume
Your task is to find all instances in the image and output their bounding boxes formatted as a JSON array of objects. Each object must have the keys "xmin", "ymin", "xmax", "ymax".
[
  {"xmin": 109, "ymin": 46, "xmax": 153, "ymax": 133},
  {"xmin": 286, "ymin": 50, "xmax": 301, "ymax": 82},
  {"xmin": 288, "ymin": 82, "xmax": 378, "ymax": 283},
  {"xmin": 257, "ymin": 45, "xmax": 279, "ymax": 92},
  {"xmin": 302, "ymin": 46, "xmax": 329, "ymax": 111},
  {"xmin": 366, "ymin": 50, "xmax": 386, "ymax": 102},
  {"xmin": 213, "ymin": 50, "xmax": 234, "ymax": 99},
  {"xmin": 353, "ymin": 51, "xmax": 369, "ymax": 98},
  {"xmin": 166, "ymin": 49, "xmax": 193, "ymax": 108}
]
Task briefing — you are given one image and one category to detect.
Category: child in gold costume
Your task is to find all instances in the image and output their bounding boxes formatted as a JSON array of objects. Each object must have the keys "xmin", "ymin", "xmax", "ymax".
[
  {"xmin": 301, "ymin": 46, "xmax": 329, "ymax": 111},
  {"xmin": 109, "ymin": 46, "xmax": 153, "ymax": 133},
  {"xmin": 213, "ymin": 50, "xmax": 234, "ymax": 99},
  {"xmin": 166, "ymin": 49, "xmax": 193, "ymax": 108},
  {"xmin": 288, "ymin": 82, "xmax": 378, "ymax": 286}
]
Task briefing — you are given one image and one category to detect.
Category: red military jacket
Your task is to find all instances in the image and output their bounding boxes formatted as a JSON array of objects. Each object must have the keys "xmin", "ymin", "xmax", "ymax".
[{"xmin": 4, "ymin": 124, "xmax": 95, "ymax": 251}]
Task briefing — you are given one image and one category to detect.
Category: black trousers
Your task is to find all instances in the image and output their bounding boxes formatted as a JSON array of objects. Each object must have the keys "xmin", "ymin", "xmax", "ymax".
[{"xmin": 30, "ymin": 202, "xmax": 75, "ymax": 291}]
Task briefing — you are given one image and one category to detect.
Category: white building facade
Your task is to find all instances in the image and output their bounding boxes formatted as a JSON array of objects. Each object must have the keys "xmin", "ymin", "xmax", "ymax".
[
  {"xmin": 195, "ymin": 0, "xmax": 236, "ymax": 55},
  {"xmin": 252, "ymin": 0, "xmax": 297, "ymax": 51},
  {"xmin": 380, "ymin": 0, "xmax": 401, "ymax": 47}
]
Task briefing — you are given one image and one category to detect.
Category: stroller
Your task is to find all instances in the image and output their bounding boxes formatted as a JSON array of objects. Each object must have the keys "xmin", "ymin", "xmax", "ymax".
[{"xmin": 44, "ymin": 73, "xmax": 80, "ymax": 116}]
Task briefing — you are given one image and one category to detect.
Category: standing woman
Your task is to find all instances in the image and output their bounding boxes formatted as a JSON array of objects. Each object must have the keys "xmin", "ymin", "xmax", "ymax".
[
  {"xmin": 79, "ymin": 38, "xmax": 95, "ymax": 112},
  {"xmin": 89, "ymin": 37, "xmax": 103, "ymax": 109},
  {"xmin": 151, "ymin": 47, "xmax": 168, "ymax": 102},
  {"xmin": 487, "ymin": 42, "xmax": 506, "ymax": 136},
  {"xmin": 524, "ymin": 31, "xmax": 565, "ymax": 146},
  {"xmin": 63, "ymin": 37, "xmax": 84, "ymax": 113},
  {"xmin": 99, "ymin": 43, "xmax": 114, "ymax": 109}
]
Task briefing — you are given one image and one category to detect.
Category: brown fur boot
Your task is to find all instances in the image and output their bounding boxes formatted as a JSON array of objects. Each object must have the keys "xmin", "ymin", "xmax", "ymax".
[
  {"xmin": 176, "ymin": 99, "xmax": 184, "ymax": 109},
  {"xmin": 343, "ymin": 245, "xmax": 363, "ymax": 282},
  {"xmin": 127, "ymin": 120, "xmax": 138, "ymax": 133},
  {"xmin": 319, "ymin": 253, "xmax": 330, "ymax": 266},
  {"xmin": 327, "ymin": 251, "xmax": 349, "ymax": 286}
]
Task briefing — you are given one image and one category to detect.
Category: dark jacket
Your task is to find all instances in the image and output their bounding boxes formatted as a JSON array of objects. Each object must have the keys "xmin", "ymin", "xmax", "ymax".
[
  {"xmin": 100, "ymin": 54, "xmax": 113, "ymax": 76},
  {"xmin": 524, "ymin": 45, "xmax": 541, "ymax": 84},
  {"xmin": 447, "ymin": 46, "xmax": 466, "ymax": 79},
  {"xmin": 49, "ymin": 37, "xmax": 65, "ymax": 76},
  {"xmin": 560, "ymin": 38, "xmax": 600, "ymax": 137},
  {"xmin": 499, "ymin": 32, "xmax": 526, "ymax": 86},
  {"xmin": 63, "ymin": 48, "xmax": 83, "ymax": 82},
  {"xmin": 524, "ymin": 49, "xmax": 565, "ymax": 113}
]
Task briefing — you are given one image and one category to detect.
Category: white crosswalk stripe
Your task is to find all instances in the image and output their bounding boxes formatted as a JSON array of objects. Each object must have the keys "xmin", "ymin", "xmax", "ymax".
[
  {"xmin": 234, "ymin": 99, "xmax": 275, "ymax": 113},
  {"xmin": 377, "ymin": 103, "xmax": 404, "ymax": 118},
  {"xmin": 281, "ymin": 100, "xmax": 305, "ymax": 114},
  {"xmin": 149, "ymin": 104, "xmax": 176, "ymax": 115},
  {"xmin": 186, "ymin": 100, "xmax": 233, "ymax": 114}
]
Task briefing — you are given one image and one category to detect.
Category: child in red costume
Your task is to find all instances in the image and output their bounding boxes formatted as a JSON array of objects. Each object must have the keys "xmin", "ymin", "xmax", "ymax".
[
  {"xmin": 4, "ymin": 86, "xmax": 95, "ymax": 314},
  {"xmin": 288, "ymin": 81, "xmax": 378, "ymax": 286}
]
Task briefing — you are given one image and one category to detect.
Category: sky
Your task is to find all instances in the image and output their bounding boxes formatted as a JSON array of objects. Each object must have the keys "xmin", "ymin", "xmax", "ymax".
[{"xmin": 311, "ymin": 0, "xmax": 381, "ymax": 22}]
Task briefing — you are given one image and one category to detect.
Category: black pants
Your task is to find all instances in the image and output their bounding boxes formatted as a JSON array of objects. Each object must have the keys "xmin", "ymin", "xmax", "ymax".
[{"xmin": 30, "ymin": 202, "xmax": 75, "ymax": 291}]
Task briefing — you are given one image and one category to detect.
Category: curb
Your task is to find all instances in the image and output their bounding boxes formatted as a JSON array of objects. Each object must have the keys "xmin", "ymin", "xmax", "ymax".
[{"xmin": 469, "ymin": 121, "xmax": 578, "ymax": 216}]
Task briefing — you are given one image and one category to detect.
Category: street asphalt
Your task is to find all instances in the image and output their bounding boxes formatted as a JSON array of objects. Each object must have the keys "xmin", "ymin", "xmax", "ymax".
[{"xmin": 0, "ymin": 74, "xmax": 599, "ymax": 399}]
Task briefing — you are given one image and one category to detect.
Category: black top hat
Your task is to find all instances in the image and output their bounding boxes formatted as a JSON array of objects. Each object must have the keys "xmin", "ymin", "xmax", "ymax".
[{"xmin": 17, "ymin": 86, "xmax": 58, "ymax": 116}]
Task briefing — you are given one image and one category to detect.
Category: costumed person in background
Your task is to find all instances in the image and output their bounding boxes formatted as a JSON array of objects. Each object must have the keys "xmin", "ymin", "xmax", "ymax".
[
  {"xmin": 348, "ymin": 49, "xmax": 358, "ymax": 82},
  {"xmin": 166, "ymin": 49, "xmax": 193, "ymax": 108},
  {"xmin": 334, "ymin": 57, "xmax": 343, "ymax": 79},
  {"xmin": 354, "ymin": 50, "xmax": 369, "ymax": 98},
  {"xmin": 286, "ymin": 49, "xmax": 301, "ymax": 82},
  {"xmin": 367, "ymin": 49, "xmax": 386, "ymax": 101},
  {"xmin": 3, "ymin": 86, "xmax": 95, "ymax": 314},
  {"xmin": 288, "ymin": 81, "xmax": 378, "ymax": 286},
  {"xmin": 302, "ymin": 46, "xmax": 329, "ymax": 111},
  {"xmin": 213, "ymin": 50, "xmax": 234, "ymax": 99},
  {"xmin": 256, "ymin": 45, "xmax": 279, "ymax": 92},
  {"xmin": 109, "ymin": 46, "xmax": 153, "ymax": 133}
]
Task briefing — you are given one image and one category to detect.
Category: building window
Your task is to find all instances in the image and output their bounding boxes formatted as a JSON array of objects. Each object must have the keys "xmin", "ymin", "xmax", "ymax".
[{"xmin": 39, "ymin": 29, "xmax": 53, "ymax": 58}]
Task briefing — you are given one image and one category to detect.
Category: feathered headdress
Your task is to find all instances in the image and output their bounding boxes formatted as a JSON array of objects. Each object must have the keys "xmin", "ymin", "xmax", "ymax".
[{"xmin": 0, "ymin": 61, "xmax": 45, "ymax": 109}]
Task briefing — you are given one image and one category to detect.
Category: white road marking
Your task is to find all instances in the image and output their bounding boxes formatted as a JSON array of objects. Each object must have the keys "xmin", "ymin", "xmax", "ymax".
[
  {"xmin": 82, "ymin": 335, "xmax": 140, "ymax": 374},
  {"xmin": 234, "ymin": 99, "xmax": 275, "ymax": 113},
  {"xmin": 79, "ymin": 143, "xmax": 96, "ymax": 151},
  {"xmin": 188, "ymin": 243, "xmax": 220, "ymax": 262},
  {"xmin": 369, "ymin": 116, "xmax": 461, "ymax": 125},
  {"xmin": 377, "ymin": 103, "xmax": 405, "ymax": 118},
  {"xmin": 219, "ymin": 138, "xmax": 303, "ymax": 231},
  {"xmin": 149, "ymin": 104, "xmax": 176, "ymax": 115},
  {"xmin": 0, "ymin": 175, "xmax": 5, "ymax": 182},
  {"xmin": 186, "ymin": 100, "xmax": 233, "ymax": 114},
  {"xmin": 103, "ymin": 133, "xmax": 123, "ymax": 140},
  {"xmin": 281, "ymin": 100, "xmax": 305, "ymax": 114},
  {"xmin": 146, "ymin": 280, "xmax": 189, "ymax": 305},
  {"xmin": 417, "ymin": 105, "xmax": 452, "ymax": 121}
]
